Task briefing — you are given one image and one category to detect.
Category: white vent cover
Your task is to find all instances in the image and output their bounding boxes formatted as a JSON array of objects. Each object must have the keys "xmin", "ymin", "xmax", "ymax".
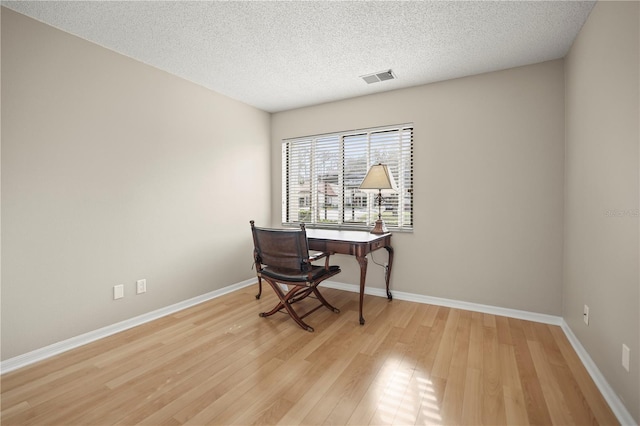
[{"xmin": 361, "ymin": 70, "xmax": 396, "ymax": 84}]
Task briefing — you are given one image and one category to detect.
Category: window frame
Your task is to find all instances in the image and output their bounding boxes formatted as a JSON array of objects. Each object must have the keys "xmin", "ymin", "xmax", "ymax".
[{"xmin": 282, "ymin": 124, "xmax": 414, "ymax": 232}]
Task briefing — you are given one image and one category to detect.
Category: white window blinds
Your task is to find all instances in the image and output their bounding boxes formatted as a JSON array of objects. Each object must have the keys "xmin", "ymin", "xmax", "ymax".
[{"xmin": 282, "ymin": 124, "xmax": 413, "ymax": 231}]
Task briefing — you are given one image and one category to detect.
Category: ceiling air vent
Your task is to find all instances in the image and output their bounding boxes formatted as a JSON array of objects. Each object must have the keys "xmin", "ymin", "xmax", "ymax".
[{"xmin": 361, "ymin": 69, "xmax": 396, "ymax": 84}]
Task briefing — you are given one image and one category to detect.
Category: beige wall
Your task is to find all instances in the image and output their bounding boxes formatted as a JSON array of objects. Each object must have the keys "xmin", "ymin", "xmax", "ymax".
[
  {"xmin": 272, "ymin": 60, "xmax": 565, "ymax": 316},
  {"xmin": 564, "ymin": 1, "xmax": 640, "ymax": 421},
  {"xmin": 1, "ymin": 8, "xmax": 271, "ymax": 360}
]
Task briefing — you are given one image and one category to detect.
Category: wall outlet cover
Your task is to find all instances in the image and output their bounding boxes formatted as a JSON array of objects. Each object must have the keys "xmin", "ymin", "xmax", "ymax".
[
  {"xmin": 622, "ymin": 344, "xmax": 630, "ymax": 372},
  {"xmin": 136, "ymin": 279, "xmax": 147, "ymax": 294},
  {"xmin": 114, "ymin": 285, "xmax": 124, "ymax": 300}
]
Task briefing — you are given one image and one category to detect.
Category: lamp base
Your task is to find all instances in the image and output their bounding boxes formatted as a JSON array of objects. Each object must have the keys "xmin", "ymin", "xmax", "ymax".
[{"xmin": 369, "ymin": 219, "xmax": 389, "ymax": 234}]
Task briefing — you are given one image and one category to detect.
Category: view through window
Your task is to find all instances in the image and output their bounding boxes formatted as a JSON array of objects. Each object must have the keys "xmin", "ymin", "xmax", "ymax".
[{"xmin": 282, "ymin": 124, "xmax": 413, "ymax": 231}]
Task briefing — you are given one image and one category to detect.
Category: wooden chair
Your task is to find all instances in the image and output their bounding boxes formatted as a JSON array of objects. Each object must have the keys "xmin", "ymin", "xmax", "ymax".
[{"xmin": 250, "ymin": 220, "xmax": 341, "ymax": 332}]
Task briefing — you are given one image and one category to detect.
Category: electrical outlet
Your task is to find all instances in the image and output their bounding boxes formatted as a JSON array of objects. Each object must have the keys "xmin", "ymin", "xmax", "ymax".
[
  {"xmin": 622, "ymin": 344, "xmax": 630, "ymax": 372},
  {"xmin": 114, "ymin": 285, "xmax": 124, "ymax": 300},
  {"xmin": 583, "ymin": 304, "xmax": 589, "ymax": 325},
  {"xmin": 136, "ymin": 279, "xmax": 147, "ymax": 294}
]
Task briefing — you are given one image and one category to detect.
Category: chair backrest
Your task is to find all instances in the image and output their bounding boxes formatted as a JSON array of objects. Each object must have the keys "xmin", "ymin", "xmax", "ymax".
[{"xmin": 250, "ymin": 221, "xmax": 311, "ymax": 272}]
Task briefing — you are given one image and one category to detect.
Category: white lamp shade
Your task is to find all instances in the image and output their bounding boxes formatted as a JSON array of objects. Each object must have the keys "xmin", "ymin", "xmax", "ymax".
[{"xmin": 359, "ymin": 163, "xmax": 397, "ymax": 193}]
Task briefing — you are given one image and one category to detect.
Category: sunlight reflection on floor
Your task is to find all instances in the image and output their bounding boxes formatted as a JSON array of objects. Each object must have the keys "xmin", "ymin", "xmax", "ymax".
[{"xmin": 375, "ymin": 358, "xmax": 443, "ymax": 425}]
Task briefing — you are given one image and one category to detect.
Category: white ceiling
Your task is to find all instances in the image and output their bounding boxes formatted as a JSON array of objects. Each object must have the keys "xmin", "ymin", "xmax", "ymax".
[{"xmin": 2, "ymin": 1, "xmax": 595, "ymax": 113}]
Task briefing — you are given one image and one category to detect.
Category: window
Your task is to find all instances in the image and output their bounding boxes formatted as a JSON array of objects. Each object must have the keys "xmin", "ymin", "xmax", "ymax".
[{"xmin": 282, "ymin": 124, "xmax": 413, "ymax": 231}]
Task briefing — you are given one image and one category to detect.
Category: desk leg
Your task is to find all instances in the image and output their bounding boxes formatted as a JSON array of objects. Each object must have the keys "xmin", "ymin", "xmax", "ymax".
[
  {"xmin": 356, "ymin": 255, "xmax": 368, "ymax": 325},
  {"xmin": 384, "ymin": 245, "xmax": 394, "ymax": 300}
]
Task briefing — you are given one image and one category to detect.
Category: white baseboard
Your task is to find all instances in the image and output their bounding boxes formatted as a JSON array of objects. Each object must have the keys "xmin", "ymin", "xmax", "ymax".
[
  {"xmin": 322, "ymin": 280, "xmax": 563, "ymax": 325},
  {"xmin": 0, "ymin": 278, "xmax": 256, "ymax": 374},
  {"xmin": 1, "ymin": 278, "xmax": 635, "ymax": 425}
]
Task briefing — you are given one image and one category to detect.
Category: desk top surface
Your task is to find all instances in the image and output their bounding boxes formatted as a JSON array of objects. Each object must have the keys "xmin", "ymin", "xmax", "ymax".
[{"xmin": 305, "ymin": 228, "xmax": 391, "ymax": 243}]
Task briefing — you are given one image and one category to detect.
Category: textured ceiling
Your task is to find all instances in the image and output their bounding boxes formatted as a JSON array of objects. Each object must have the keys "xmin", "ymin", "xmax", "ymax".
[{"xmin": 2, "ymin": 1, "xmax": 595, "ymax": 113}]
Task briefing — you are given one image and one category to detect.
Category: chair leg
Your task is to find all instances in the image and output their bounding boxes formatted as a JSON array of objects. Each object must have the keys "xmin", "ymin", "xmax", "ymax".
[
  {"xmin": 280, "ymin": 297, "xmax": 315, "ymax": 332},
  {"xmin": 255, "ymin": 276, "xmax": 262, "ymax": 299},
  {"xmin": 287, "ymin": 286, "xmax": 314, "ymax": 304},
  {"xmin": 259, "ymin": 300, "xmax": 286, "ymax": 318},
  {"xmin": 259, "ymin": 280, "xmax": 315, "ymax": 332},
  {"xmin": 312, "ymin": 287, "xmax": 340, "ymax": 314}
]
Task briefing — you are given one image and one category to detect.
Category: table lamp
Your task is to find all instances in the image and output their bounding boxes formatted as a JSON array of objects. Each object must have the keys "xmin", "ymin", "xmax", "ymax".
[{"xmin": 359, "ymin": 163, "xmax": 397, "ymax": 234}]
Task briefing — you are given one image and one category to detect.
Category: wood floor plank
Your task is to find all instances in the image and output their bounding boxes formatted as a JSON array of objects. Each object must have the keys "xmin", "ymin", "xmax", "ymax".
[
  {"xmin": 344, "ymin": 334, "xmax": 406, "ymax": 425},
  {"xmin": 431, "ymin": 308, "xmax": 460, "ymax": 379},
  {"xmin": 313, "ymin": 352, "xmax": 378, "ymax": 425},
  {"xmin": 414, "ymin": 375, "xmax": 447, "ymax": 425},
  {"xmin": 181, "ymin": 357, "xmax": 287, "ymax": 425},
  {"xmin": 0, "ymin": 286, "xmax": 620, "ymax": 426},
  {"xmin": 398, "ymin": 302, "xmax": 428, "ymax": 344},
  {"xmin": 509, "ymin": 317, "xmax": 554, "ymax": 426},
  {"xmin": 528, "ymin": 340, "xmax": 576, "ymax": 425},
  {"xmin": 362, "ymin": 341, "xmax": 411, "ymax": 425},
  {"xmin": 503, "ymin": 384, "xmax": 530, "ymax": 426},
  {"xmin": 461, "ymin": 367, "xmax": 482, "ymax": 425},
  {"xmin": 440, "ymin": 310, "xmax": 471, "ymax": 424},
  {"xmin": 416, "ymin": 306, "xmax": 447, "ymax": 375},
  {"xmin": 482, "ymin": 319, "xmax": 507, "ymax": 425},
  {"xmin": 389, "ymin": 324, "xmax": 434, "ymax": 425},
  {"xmin": 134, "ymin": 322, "xmax": 296, "ymax": 424},
  {"xmin": 421, "ymin": 303, "xmax": 439, "ymax": 328},
  {"xmin": 211, "ymin": 358, "xmax": 312, "ymax": 425},
  {"xmin": 500, "ymin": 343, "xmax": 529, "ymax": 425},
  {"xmin": 495, "ymin": 314, "xmax": 513, "ymax": 346},
  {"xmin": 380, "ymin": 340, "xmax": 430, "ymax": 425},
  {"xmin": 467, "ymin": 311, "xmax": 484, "ymax": 372},
  {"xmin": 277, "ymin": 325, "xmax": 375, "ymax": 424}
]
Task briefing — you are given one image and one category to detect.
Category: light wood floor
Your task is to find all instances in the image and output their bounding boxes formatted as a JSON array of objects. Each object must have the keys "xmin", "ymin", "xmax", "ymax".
[{"xmin": 1, "ymin": 285, "xmax": 618, "ymax": 425}]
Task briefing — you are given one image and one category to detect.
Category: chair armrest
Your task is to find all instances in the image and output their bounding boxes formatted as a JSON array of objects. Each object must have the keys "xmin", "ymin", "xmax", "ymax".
[
  {"xmin": 309, "ymin": 251, "xmax": 331, "ymax": 269},
  {"xmin": 309, "ymin": 252, "xmax": 329, "ymax": 262},
  {"xmin": 308, "ymin": 251, "xmax": 328, "ymax": 262}
]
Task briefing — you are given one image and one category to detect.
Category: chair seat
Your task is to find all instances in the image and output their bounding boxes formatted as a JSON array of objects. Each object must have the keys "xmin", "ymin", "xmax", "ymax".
[{"xmin": 261, "ymin": 264, "xmax": 340, "ymax": 283}]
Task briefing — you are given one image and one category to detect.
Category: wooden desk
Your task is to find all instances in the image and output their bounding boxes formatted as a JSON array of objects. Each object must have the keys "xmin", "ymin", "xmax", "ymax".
[{"xmin": 305, "ymin": 229, "xmax": 393, "ymax": 325}]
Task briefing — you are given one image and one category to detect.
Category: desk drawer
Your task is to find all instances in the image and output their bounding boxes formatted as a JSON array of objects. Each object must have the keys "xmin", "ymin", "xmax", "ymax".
[
  {"xmin": 325, "ymin": 241, "xmax": 354, "ymax": 255},
  {"xmin": 308, "ymin": 239, "xmax": 353, "ymax": 255},
  {"xmin": 369, "ymin": 239, "xmax": 386, "ymax": 251},
  {"xmin": 308, "ymin": 240, "xmax": 326, "ymax": 252}
]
